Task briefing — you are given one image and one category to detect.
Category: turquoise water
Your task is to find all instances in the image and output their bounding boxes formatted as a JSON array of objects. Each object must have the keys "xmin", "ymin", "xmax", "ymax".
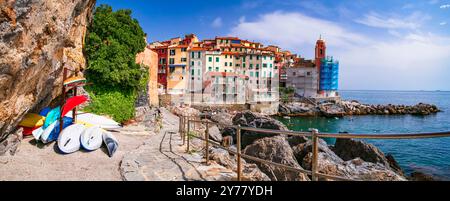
[{"xmin": 275, "ymin": 90, "xmax": 450, "ymax": 180}]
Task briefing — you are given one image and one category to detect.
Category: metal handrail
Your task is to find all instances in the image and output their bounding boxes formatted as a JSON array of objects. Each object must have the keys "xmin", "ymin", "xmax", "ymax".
[{"xmin": 179, "ymin": 115, "xmax": 450, "ymax": 181}]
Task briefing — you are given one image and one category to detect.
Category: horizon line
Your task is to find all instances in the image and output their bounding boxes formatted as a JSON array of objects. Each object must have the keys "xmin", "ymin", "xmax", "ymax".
[{"xmin": 339, "ymin": 89, "xmax": 450, "ymax": 92}]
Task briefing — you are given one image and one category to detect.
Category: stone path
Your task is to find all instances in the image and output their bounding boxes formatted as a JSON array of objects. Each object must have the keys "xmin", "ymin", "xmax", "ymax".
[
  {"xmin": 120, "ymin": 108, "xmax": 236, "ymax": 181},
  {"xmin": 0, "ymin": 107, "xmax": 234, "ymax": 181}
]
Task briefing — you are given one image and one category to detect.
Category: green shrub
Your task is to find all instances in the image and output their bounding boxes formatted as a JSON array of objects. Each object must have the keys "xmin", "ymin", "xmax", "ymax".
[{"xmin": 83, "ymin": 85, "xmax": 136, "ymax": 123}]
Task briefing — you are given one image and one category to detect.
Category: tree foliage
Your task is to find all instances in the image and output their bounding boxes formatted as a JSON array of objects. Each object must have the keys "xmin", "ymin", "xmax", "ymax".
[
  {"xmin": 280, "ymin": 86, "xmax": 296, "ymax": 103},
  {"xmin": 85, "ymin": 4, "xmax": 147, "ymax": 90},
  {"xmin": 83, "ymin": 4, "xmax": 148, "ymax": 123}
]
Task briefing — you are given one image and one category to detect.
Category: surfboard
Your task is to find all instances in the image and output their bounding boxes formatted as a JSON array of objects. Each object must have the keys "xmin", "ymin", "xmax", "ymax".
[
  {"xmin": 57, "ymin": 124, "xmax": 86, "ymax": 154},
  {"xmin": 102, "ymin": 132, "xmax": 118, "ymax": 157},
  {"xmin": 80, "ymin": 126, "xmax": 103, "ymax": 151},
  {"xmin": 65, "ymin": 111, "xmax": 121, "ymax": 129},
  {"xmin": 41, "ymin": 117, "xmax": 73, "ymax": 144}
]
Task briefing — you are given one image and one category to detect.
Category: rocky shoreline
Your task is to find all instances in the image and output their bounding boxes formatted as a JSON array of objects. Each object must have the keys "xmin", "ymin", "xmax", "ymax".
[
  {"xmin": 181, "ymin": 106, "xmax": 439, "ymax": 181},
  {"xmin": 279, "ymin": 100, "xmax": 440, "ymax": 117}
]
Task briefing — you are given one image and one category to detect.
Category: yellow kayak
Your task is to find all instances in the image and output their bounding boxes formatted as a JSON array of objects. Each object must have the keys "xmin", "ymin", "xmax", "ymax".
[{"xmin": 18, "ymin": 113, "xmax": 45, "ymax": 128}]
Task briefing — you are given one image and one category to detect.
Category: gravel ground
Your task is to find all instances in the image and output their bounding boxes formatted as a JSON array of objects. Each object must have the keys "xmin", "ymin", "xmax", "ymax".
[{"xmin": 0, "ymin": 133, "xmax": 147, "ymax": 181}]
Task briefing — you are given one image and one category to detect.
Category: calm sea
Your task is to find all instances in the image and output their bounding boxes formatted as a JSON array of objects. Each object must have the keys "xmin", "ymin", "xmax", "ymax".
[{"xmin": 275, "ymin": 90, "xmax": 450, "ymax": 180}]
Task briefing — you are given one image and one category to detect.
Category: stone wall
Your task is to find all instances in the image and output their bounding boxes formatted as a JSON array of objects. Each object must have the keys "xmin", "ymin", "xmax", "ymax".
[
  {"xmin": 250, "ymin": 102, "xmax": 280, "ymax": 115},
  {"xmin": 0, "ymin": 0, "xmax": 96, "ymax": 141}
]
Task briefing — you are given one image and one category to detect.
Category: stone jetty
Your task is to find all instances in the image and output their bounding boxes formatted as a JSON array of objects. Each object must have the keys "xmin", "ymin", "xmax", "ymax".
[{"xmin": 279, "ymin": 100, "xmax": 440, "ymax": 117}]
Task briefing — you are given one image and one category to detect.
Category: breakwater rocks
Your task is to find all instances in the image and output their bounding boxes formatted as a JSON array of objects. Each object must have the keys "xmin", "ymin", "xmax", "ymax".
[
  {"xmin": 203, "ymin": 111, "xmax": 408, "ymax": 181},
  {"xmin": 279, "ymin": 100, "xmax": 440, "ymax": 117}
]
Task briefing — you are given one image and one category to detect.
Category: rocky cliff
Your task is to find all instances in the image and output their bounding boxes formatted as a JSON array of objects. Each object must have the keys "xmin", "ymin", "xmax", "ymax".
[{"xmin": 0, "ymin": 0, "xmax": 96, "ymax": 141}]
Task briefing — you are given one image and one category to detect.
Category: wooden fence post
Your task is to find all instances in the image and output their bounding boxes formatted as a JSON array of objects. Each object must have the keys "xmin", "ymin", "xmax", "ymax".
[
  {"xmin": 205, "ymin": 122, "xmax": 209, "ymax": 165},
  {"xmin": 311, "ymin": 129, "xmax": 319, "ymax": 181},
  {"xmin": 186, "ymin": 117, "xmax": 190, "ymax": 153},
  {"xmin": 236, "ymin": 125, "xmax": 242, "ymax": 181}
]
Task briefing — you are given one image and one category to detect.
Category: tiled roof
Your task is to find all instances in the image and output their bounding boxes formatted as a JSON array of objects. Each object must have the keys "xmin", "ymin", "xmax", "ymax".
[
  {"xmin": 216, "ymin": 36, "xmax": 240, "ymax": 40},
  {"xmin": 190, "ymin": 47, "xmax": 206, "ymax": 51}
]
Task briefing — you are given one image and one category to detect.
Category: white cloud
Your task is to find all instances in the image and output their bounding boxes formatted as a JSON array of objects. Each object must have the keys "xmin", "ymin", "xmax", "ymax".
[
  {"xmin": 440, "ymin": 4, "xmax": 450, "ymax": 8},
  {"xmin": 239, "ymin": 16, "xmax": 246, "ymax": 24},
  {"xmin": 440, "ymin": 21, "xmax": 447, "ymax": 25},
  {"xmin": 231, "ymin": 11, "xmax": 370, "ymax": 52},
  {"xmin": 229, "ymin": 11, "xmax": 450, "ymax": 90},
  {"xmin": 355, "ymin": 11, "xmax": 431, "ymax": 30},
  {"xmin": 211, "ymin": 17, "xmax": 223, "ymax": 28}
]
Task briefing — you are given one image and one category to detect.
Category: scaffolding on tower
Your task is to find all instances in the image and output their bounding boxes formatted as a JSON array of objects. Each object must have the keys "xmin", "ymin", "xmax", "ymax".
[{"xmin": 319, "ymin": 56, "xmax": 339, "ymax": 91}]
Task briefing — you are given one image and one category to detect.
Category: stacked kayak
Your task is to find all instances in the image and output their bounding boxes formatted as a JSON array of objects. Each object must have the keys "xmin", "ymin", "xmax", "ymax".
[
  {"xmin": 80, "ymin": 126, "xmax": 104, "ymax": 151},
  {"xmin": 18, "ymin": 94, "xmax": 120, "ymax": 157},
  {"xmin": 40, "ymin": 116, "xmax": 74, "ymax": 144},
  {"xmin": 103, "ymin": 132, "xmax": 118, "ymax": 157},
  {"xmin": 58, "ymin": 124, "xmax": 86, "ymax": 154},
  {"xmin": 18, "ymin": 107, "xmax": 54, "ymax": 137},
  {"xmin": 19, "ymin": 113, "xmax": 45, "ymax": 128}
]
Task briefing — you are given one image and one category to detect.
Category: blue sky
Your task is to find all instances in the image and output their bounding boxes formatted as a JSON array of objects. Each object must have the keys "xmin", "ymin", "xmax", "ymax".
[{"xmin": 96, "ymin": 0, "xmax": 450, "ymax": 91}]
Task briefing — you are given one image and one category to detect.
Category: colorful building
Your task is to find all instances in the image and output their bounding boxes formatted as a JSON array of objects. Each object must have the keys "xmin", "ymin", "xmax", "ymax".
[
  {"xmin": 165, "ymin": 35, "xmax": 199, "ymax": 95},
  {"xmin": 150, "ymin": 34, "xmax": 339, "ymax": 111},
  {"xmin": 183, "ymin": 36, "xmax": 279, "ymax": 113},
  {"xmin": 285, "ymin": 59, "xmax": 318, "ymax": 98},
  {"xmin": 136, "ymin": 46, "xmax": 159, "ymax": 107},
  {"xmin": 150, "ymin": 42, "xmax": 169, "ymax": 93}
]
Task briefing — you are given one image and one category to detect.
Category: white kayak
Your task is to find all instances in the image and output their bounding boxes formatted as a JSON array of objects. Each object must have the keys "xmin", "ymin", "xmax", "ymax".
[
  {"xmin": 57, "ymin": 124, "xmax": 86, "ymax": 154},
  {"xmin": 80, "ymin": 126, "xmax": 103, "ymax": 151},
  {"xmin": 32, "ymin": 127, "xmax": 44, "ymax": 141},
  {"xmin": 41, "ymin": 121, "xmax": 58, "ymax": 144},
  {"xmin": 40, "ymin": 117, "xmax": 73, "ymax": 144},
  {"xmin": 65, "ymin": 111, "xmax": 121, "ymax": 129},
  {"xmin": 102, "ymin": 132, "xmax": 118, "ymax": 157}
]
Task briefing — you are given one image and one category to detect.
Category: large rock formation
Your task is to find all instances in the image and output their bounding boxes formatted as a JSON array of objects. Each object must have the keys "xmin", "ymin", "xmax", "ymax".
[
  {"xmin": 333, "ymin": 138, "xmax": 404, "ymax": 176},
  {"xmin": 0, "ymin": 127, "xmax": 22, "ymax": 156},
  {"xmin": 209, "ymin": 147, "xmax": 270, "ymax": 181},
  {"xmin": 243, "ymin": 136, "xmax": 310, "ymax": 181},
  {"xmin": 302, "ymin": 154, "xmax": 406, "ymax": 181},
  {"xmin": 0, "ymin": 0, "xmax": 96, "ymax": 142},
  {"xmin": 232, "ymin": 111, "xmax": 289, "ymax": 148}
]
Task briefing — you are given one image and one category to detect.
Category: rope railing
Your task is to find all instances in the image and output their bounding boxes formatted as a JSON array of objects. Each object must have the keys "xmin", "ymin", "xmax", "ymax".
[{"xmin": 179, "ymin": 115, "xmax": 450, "ymax": 181}]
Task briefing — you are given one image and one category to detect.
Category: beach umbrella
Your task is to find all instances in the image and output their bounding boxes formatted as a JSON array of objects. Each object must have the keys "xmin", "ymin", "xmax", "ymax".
[{"xmin": 61, "ymin": 95, "xmax": 88, "ymax": 117}]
